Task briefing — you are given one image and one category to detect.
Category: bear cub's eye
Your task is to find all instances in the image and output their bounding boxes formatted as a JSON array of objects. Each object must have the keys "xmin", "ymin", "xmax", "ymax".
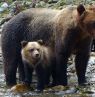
[
  {"xmin": 36, "ymin": 49, "xmax": 39, "ymax": 51},
  {"xmin": 29, "ymin": 49, "xmax": 34, "ymax": 52}
]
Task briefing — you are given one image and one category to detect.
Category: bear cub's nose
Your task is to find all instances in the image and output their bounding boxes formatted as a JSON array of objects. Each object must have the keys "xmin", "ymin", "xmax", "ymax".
[{"xmin": 35, "ymin": 54, "xmax": 40, "ymax": 58}]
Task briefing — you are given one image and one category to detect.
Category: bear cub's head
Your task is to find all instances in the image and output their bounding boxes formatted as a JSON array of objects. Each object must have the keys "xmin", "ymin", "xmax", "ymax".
[{"xmin": 21, "ymin": 40, "xmax": 44, "ymax": 68}]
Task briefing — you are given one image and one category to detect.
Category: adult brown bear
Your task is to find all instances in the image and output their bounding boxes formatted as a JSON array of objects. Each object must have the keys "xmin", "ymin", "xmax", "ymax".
[{"xmin": 1, "ymin": 4, "xmax": 95, "ymax": 88}]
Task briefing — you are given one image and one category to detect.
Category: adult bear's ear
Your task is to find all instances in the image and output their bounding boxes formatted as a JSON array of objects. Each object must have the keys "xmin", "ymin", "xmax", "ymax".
[
  {"xmin": 77, "ymin": 4, "xmax": 85, "ymax": 16},
  {"xmin": 21, "ymin": 41, "xmax": 28, "ymax": 48},
  {"xmin": 37, "ymin": 39, "xmax": 44, "ymax": 45}
]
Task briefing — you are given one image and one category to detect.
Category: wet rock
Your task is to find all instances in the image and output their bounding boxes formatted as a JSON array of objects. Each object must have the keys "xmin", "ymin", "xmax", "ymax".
[
  {"xmin": 0, "ymin": 2, "xmax": 8, "ymax": 13},
  {"xmin": 55, "ymin": 87, "xmax": 77, "ymax": 95},
  {"xmin": 67, "ymin": 64, "xmax": 75, "ymax": 73},
  {"xmin": 65, "ymin": 0, "xmax": 74, "ymax": 5},
  {"xmin": 47, "ymin": 85, "xmax": 69, "ymax": 92},
  {"xmin": 48, "ymin": 0, "xmax": 58, "ymax": 4},
  {"xmin": 0, "ymin": 15, "xmax": 13, "ymax": 26},
  {"xmin": 35, "ymin": 1, "xmax": 47, "ymax": 8},
  {"xmin": 0, "ymin": 28, "xmax": 2, "ymax": 34}
]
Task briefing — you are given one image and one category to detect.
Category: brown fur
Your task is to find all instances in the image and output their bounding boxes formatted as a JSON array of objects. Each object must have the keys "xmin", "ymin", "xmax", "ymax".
[
  {"xmin": 1, "ymin": 4, "xmax": 95, "ymax": 87},
  {"xmin": 55, "ymin": 5, "xmax": 95, "ymax": 85}
]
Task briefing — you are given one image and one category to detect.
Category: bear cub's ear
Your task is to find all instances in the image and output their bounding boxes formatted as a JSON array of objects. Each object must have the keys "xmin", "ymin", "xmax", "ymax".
[
  {"xmin": 77, "ymin": 4, "xmax": 85, "ymax": 16},
  {"xmin": 37, "ymin": 39, "xmax": 44, "ymax": 45},
  {"xmin": 21, "ymin": 41, "xmax": 28, "ymax": 48}
]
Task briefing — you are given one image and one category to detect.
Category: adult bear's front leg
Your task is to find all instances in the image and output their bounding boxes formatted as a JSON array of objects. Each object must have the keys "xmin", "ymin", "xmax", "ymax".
[
  {"xmin": 55, "ymin": 42, "xmax": 72, "ymax": 86},
  {"xmin": 75, "ymin": 37, "xmax": 92, "ymax": 85}
]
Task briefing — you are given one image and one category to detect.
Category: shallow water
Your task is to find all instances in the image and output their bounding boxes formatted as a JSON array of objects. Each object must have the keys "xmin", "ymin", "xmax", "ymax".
[{"xmin": 1, "ymin": 54, "xmax": 95, "ymax": 97}]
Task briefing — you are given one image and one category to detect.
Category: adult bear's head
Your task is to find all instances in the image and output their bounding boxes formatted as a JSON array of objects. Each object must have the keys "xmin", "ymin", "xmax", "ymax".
[{"xmin": 77, "ymin": 4, "xmax": 95, "ymax": 37}]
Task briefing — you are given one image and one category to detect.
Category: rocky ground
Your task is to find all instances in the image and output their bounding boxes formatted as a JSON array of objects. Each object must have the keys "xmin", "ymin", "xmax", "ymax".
[
  {"xmin": 1, "ymin": 0, "xmax": 95, "ymax": 97},
  {"xmin": 0, "ymin": 53, "xmax": 94, "ymax": 97}
]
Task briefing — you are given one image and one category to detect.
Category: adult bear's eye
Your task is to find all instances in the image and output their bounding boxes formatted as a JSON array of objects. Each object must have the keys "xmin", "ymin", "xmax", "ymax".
[
  {"xmin": 90, "ymin": 21, "xmax": 95, "ymax": 25},
  {"xmin": 89, "ymin": 21, "xmax": 95, "ymax": 28},
  {"xmin": 86, "ymin": 21, "xmax": 95, "ymax": 28}
]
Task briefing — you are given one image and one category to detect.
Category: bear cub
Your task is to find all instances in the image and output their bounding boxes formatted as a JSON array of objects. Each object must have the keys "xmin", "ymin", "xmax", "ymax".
[{"xmin": 21, "ymin": 40, "xmax": 56, "ymax": 91}]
